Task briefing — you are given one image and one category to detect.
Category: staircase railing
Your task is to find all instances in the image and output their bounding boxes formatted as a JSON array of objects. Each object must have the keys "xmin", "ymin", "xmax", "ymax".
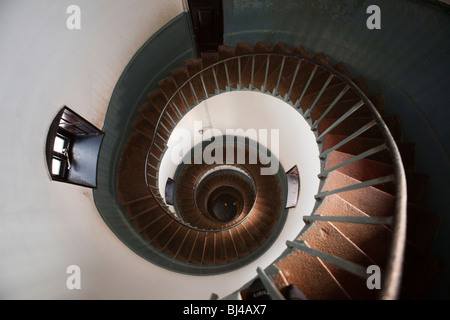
[{"xmin": 144, "ymin": 52, "xmax": 407, "ymax": 300}]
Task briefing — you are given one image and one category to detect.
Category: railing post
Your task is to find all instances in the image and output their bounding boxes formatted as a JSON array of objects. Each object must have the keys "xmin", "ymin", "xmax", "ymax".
[
  {"xmin": 250, "ymin": 55, "xmax": 255, "ymax": 90},
  {"xmin": 285, "ymin": 60, "xmax": 301, "ymax": 102},
  {"xmin": 256, "ymin": 267, "xmax": 285, "ymax": 300},
  {"xmin": 262, "ymin": 55, "xmax": 271, "ymax": 92},
  {"xmin": 237, "ymin": 57, "xmax": 242, "ymax": 90},
  {"xmin": 273, "ymin": 56, "xmax": 286, "ymax": 96}
]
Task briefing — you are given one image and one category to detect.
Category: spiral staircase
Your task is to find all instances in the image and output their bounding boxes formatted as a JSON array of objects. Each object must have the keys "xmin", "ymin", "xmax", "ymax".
[{"xmin": 116, "ymin": 41, "xmax": 443, "ymax": 300}]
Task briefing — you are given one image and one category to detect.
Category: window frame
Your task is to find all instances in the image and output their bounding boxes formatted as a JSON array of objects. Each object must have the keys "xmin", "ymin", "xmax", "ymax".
[
  {"xmin": 46, "ymin": 106, "xmax": 104, "ymax": 188},
  {"xmin": 49, "ymin": 128, "xmax": 74, "ymax": 180}
]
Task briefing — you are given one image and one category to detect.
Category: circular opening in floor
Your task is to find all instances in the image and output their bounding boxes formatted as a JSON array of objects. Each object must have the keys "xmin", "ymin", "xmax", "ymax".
[{"xmin": 211, "ymin": 193, "xmax": 239, "ymax": 222}]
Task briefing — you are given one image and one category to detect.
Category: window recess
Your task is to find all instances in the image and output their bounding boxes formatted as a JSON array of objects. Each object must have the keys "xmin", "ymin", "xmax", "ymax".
[{"xmin": 46, "ymin": 106, "xmax": 104, "ymax": 188}]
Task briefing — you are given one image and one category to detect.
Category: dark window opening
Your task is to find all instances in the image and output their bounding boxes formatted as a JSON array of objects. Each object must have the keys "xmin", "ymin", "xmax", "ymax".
[
  {"xmin": 285, "ymin": 165, "xmax": 300, "ymax": 209},
  {"xmin": 46, "ymin": 106, "xmax": 104, "ymax": 188},
  {"xmin": 165, "ymin": 177, "xmax": 175, "ymax": 205}
]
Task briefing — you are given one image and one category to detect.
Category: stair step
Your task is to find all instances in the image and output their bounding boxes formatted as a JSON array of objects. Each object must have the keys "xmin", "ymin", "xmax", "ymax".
[
  {"xmin": 171, "ymin": 66, "xmax": 196, "ymax": 106},
  {"xmin": 320, "ymin": 170, "xmax": 439, "ymax": 249},
  {"xmin": 282, "ymin": 59, "xmax": 329, "ymax": 105},
  {"xmin": 242, "ymin": 217, "xmax": 267, "ymax": 244},
  {"xmin": 222, "ymin": 229, "xmax": 239, "ymax": 263},
  {"xmin": 298, "ymin": 221, "xmax": 379, "ymax": 299},
  {"xmin": 202, "ymin": 233, "xmax": 215, "ymax": 265},
  {"xmin": 333, "ymin": 61, "xmax": 352, "ymax": 78},
  {"xmin": 135, "ymin": 206, "xmax": 167, "ymax": 233},
  {"xmin": 161, "ymin": 224, "xmax": 187, "ymax": 258},
  {"xmin": 309, "ymin": 194, "xmax": 443, "ymax": 299},
  {"xmin": 273, "ymin": 41, "xmax": 295, "ymax": 54},
  {"xmin": 214, "ymin": 232, "xmax": 227, "ymax": 265},
  {"xmin": 234, "ymin": 42, "xmax": 256, "ymax": 88},
  {"xmin": 216, "ymin": 44, "xmax": 239, "ymax": 89},
  {"xmin": 158, "ymin": 76, "xmax": 189, "ymax": 115},
  {"xmin": 308, "ymin": 96, "xmax": 371, "ymax": 121},
  {"xmin": 173, "ymin": 229, "xmax": 197, "ymax": 262},
  {"xmin": 198, "ymin": 52, "xmax": 221, "ymax": 96},
  {"xmin": 137, "ymin": 101, "xmax": 158, "ymax": 128},
  {"xmin": 185, "ymin": 58, "xmax": 205, "ymax": 101},
  {"xmin": 218, "ymin": 44, "xmax": 236, "ymax": 60},
  {"xmin": 295, "ymin": 53, "xmax": 339, "ymax": 106},
  {"xmin": 201, "ymin": 51, "xmax": 219, "ymax": 66},
  {"xmin": 122, "ymin": 130, "xmax": 152, "ymax": 151},
  {"xmin": 132, "ymin": 115, "xmax": 155, "ymax": 138},
  {"xmin": 230, "ymin": 227, "xmax": 250, "ymax": 258},
  {"xmin": 123, "ymin": 196, "xmax": 159, "ymax": 220},
  {"xmin": 254, "ymin": 41, "xmax": 273, "ymax": 53},
  {"xmin": 117, "ymin": 143, "xmax": 150, "ymax": 205},
  {"xmin": 235, "ymin": 41, "xmax": 255, "ymax": 55},
  {"xmin": 313, "ymin": 52, "xmax": 334, "ymax": 68},
  {"xmin": 145, "ymin": 88, "xmax": 168, "ymax": 113},
  {"xmin": 324, "ymin": 150, "xmax": 429, "ymax": 205},
  {"xmin": 248, "ymin": 42, "xmax": 273, "ymax": 89},
  {"xmin": 320, "ymin": 170, "xmax": 395, "ymax": 217},
  {"xmin": 321, "ymin": 134, "xmax": 416, "ymax": 170},
  {"xmin": 237, "ymin": 223, "xmax": 259, "ymax": 251},
  {"xmin": 313, "ymin": 194, "xmax": 392, "ymax": 267},
  {"xmin": 318, "ymin": 116, "xmax": 401, "ymax": 140},
  {"xmin": 142, "ymin": 214, "xmax": 174, "ymax": 243},
  {"xmin": 153, "ymin": 218, "xmax": 183, "ymax": 251},
  {"xmin": 247, "ymin": 207, "xmax": 277, "ymax": 236},
  {"xmin": 271, "ymin": 267, "xmax": 291, "ymax": 297},
  {"xmin": 352, "ymin": 76, "xmax": 371, "ymax": 98},
  {"xmin": 141, "ymin": 89, "xmax": 175, "ymax": 134},
  {"xmin": 294, "ymin": 44, "xmax": 314, "ymax": 59},
  {"xmin": 272, "ymin": 55, "xmax": 302, "ymax": 98},
  {"xmin": 300, "ymin": 79, "xmax": 351, "ymax": 115},
  {"xmin": 264, "ymin": 43, "xmax": 297, "ymax": 93},
  {"xmin": 275, "ymin": 245, "xmax": 351, "ymax": 299},
  {"xmin": 310, "ymin": 93, "xmax": 387, "ymax": 121},
  {"xmin": 189, "ymin": 230, "xmax": 208, "ymax": 264}
]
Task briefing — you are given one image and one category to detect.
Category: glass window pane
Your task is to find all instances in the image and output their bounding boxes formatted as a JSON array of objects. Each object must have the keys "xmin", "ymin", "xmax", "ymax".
[
  {"xmin": 53, "ymin": 136, "xmax": 66, "ymax": 153},
  {"xmin": 52, "ymin": 158, "xmax": 62, "ymax": 175}
]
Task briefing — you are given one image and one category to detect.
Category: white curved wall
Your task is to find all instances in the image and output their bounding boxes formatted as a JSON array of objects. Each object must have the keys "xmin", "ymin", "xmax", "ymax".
[
  {"xmin": 0, "ymin": 0, "xmax": 190, "ymax": 299},
  {"xmin": 160, "ymin": 91, "xmax": 321, "ymax": 228},
  {"xmin": 0, "ymin": 0, "xmax": 322, "ymax": 300}
]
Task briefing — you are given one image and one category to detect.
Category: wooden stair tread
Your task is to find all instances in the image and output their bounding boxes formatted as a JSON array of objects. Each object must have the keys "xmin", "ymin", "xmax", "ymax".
[
  {"xmin": 325, "ymin": 150, "xmax": 429, "ymax": 205},
  {"xmin": 322, "ymin": 133, "xmax": 416, "ymax": 170},
  {"xmin": 275, "ymin": 247, "xmax": 351, "ymax": 300},
  {"xmin": 318, "ymin": 116, "xmax": 402, "ymax": 140},
  {"xmin": 299, "ymin": 220, "xmax": 379, "ymax": 299}
]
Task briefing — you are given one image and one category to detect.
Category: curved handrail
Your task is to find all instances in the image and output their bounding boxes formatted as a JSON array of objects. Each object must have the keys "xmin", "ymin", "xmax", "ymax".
[{"xmin": 144, "ymin": 52, "xmax": 407, "ymax": 299}]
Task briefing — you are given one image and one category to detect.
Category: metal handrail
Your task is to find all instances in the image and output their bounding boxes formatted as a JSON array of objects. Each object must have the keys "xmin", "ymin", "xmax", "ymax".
[{"xmin": 144, "ymin": 52, "xmax": 407, "ymax": 299}]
